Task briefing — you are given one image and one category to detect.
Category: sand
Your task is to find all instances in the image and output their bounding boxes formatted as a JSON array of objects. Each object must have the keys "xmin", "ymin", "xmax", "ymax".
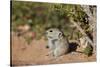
[{"xmin": 11, "ymin": 32, "xmax": 96, "ymax": 66}]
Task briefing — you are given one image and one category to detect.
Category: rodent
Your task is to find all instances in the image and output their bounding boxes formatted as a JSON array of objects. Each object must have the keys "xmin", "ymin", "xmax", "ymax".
[{"xmin": 45, "ymin": 28, "xmax": 69, "ymax": 57}]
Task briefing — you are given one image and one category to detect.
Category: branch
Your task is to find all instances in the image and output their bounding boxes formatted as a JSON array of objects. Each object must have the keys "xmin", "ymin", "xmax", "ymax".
[
  {"xmin": 81, "ymin": 5, "xmax": 96, "ymax": 30},
  {"xmin": 70, "ymin": 18, "xmax": 94, "ymax": 47},
  {"xmin": 81, "ymin": 5, "xmax": 93, "ymax": 18},
  {"xmin": 81, "ymin": 5, "xmax": 96, "ymax": 53}
]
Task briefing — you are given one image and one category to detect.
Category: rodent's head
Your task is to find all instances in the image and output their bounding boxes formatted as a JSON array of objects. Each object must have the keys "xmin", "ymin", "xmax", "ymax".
[{"xmin": 45, "ymin": 28, "xmax": 63, "ymax": 40}]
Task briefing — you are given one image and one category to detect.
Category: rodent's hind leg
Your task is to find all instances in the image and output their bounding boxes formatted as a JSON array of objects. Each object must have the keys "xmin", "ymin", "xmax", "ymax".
[
  {"xmin": 46, "ymin": 45, "xmax": 49, "ymax": 49},
  {"xmin": 53, "ymin": 49, "xmax": 62, "ymax": 58}
]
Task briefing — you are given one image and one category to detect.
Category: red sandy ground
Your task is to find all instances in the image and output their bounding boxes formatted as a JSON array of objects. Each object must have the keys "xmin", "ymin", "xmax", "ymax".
[{"xmin": 11, "ymin": 32, "xmax": 96, "ymax": 66}]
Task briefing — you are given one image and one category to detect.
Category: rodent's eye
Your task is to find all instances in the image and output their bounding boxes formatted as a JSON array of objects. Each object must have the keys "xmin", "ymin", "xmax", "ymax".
[{"xmin": 49, "ymin": 30, "xmax": 53, "ymax": 32}]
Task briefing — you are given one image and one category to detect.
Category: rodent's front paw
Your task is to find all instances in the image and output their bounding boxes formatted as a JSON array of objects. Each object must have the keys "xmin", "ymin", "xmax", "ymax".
[{"xmin": 46, "ymin": 45, "xmax": 49, "ymax": 49}]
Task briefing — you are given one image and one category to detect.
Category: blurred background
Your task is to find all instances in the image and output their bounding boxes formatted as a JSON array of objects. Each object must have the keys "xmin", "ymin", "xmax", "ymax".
[{"xmin": 11, "ymin": 1, "xmax": 94, "ymax": 40}]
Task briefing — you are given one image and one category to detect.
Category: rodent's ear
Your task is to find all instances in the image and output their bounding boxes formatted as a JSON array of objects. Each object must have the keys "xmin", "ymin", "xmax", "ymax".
[{"xmin": 58, "ymin": 32, "xmax": 62, "ymax": 38}]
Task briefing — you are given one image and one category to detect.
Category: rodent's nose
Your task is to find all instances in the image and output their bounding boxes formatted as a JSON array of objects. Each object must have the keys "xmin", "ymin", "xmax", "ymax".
[{"xmin": 44, "ymin": 32, "xmax": 48, "ymax": 35}]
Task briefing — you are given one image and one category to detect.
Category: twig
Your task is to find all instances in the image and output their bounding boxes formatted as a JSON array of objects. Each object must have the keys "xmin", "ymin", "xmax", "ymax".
[{"xmin": 70, "ymin": 18, "xmax": 94, "ymax": 48}]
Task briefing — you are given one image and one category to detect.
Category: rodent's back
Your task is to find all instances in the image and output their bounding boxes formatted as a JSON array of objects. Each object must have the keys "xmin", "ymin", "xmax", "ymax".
[{"xmin": 56, "ymin": 37, "xmax": 69, "ymax": 53}]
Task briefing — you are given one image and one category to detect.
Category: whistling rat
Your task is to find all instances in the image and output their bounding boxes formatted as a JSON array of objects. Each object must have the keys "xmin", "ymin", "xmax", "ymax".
[{"xmin": 45, "ymin": 28, "xmax": 69, "ymax": 57}]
